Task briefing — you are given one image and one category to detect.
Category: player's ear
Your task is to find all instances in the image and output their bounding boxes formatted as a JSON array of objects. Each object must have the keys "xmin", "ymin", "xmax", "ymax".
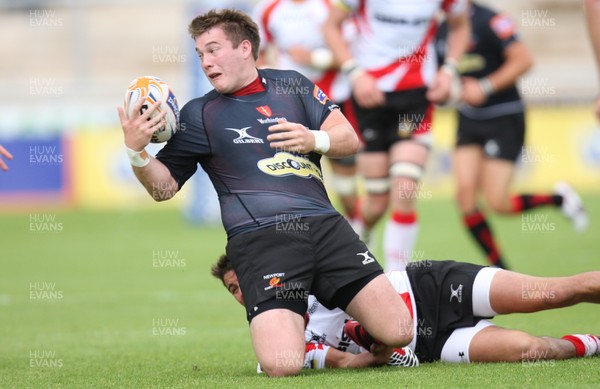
[{"xmin": 241, "ymin": 39, "xmax": 253, "ymax": 60}]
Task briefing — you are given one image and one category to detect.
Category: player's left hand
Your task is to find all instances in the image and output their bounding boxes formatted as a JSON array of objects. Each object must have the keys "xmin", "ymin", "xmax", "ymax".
[
  {"xmin": 426, "ymin": 69, "xmax": 453, "ymax": 104},
  {"xmin": 267, "ymin": 119, "xmax": 315, "ymax": 154},
  {"xmin": 460, "ymin": 77, "xmax": 488, "ymax": 107}
]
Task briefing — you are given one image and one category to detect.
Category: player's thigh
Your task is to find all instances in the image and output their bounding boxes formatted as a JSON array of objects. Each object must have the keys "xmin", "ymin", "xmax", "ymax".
[
  {"xmin": 250, "ymin": 309, "xmax": 306, "ymax": 375},
  {"xmin": 468, "ymin": 324, "xmax": 537, "ymax": 363},
  {"xmin": 488, "ymin": 269, "xmax": 569, "ymax": 314},
  {"xmin": 345, "ymin": 274, "xmax": 413, "ymax": 346},
  {"xmin": 480, "ymin": 158, "xmax": 515, "ymax": 213}
]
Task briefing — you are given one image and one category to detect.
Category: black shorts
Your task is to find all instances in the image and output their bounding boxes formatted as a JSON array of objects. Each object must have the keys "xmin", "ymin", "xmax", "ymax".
[
  {"xmin": 456, "ymin": 112, "xmax": 525, "ymax": 162},
  {"xmin": 352, "ymin": 88, "xmax": 433, "ymax": 152},
  {"xmin": 226, "ymin": 214, "xmax": 383, "ymax": 322},
  {"xmin": 406, "ymin": 260, "xmax": 488, "ymax": 363}
]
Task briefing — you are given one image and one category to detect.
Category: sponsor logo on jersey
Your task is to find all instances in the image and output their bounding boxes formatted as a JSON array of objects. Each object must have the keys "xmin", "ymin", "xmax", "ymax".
[
  {"xmin": 223, "ymin": 127, "xmax": 264, "ymax": 144},
  {"xmin": 257, "ymin": 116, "xmax": 287, "ymax": 125},
  {"xmin": 257, "ymin": 152, "xmax": 323, "ymax": 182},
  {"xmin": 357, "ymin": 251, "xmax": 375, "ymax": 265},
  {"xmin": 313, "ymin": 85, "xmax": 329, "ymax": 105},
  {"xmin": 263, "ymin": 272, "xmax": 285, "ymax": 291},
  {"xmin": 256, "ymin": 105, "xmax": 272, "ymax": 117},
  {"xmin": 449, "ymin": 283, "xmax": 463, "ymax": 303}
]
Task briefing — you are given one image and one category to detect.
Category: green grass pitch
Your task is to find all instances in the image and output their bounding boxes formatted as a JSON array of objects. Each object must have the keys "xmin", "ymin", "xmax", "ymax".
[{"xmin": 1, "ymin": 196, "xmax": 599, "ymax": 388}]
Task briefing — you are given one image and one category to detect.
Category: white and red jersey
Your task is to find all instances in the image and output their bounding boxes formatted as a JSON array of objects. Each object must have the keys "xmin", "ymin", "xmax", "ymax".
[
  {"xmin": 253, "ymin": 0, "xmax": 352, "ymax": 102},
  {"xmin": 305, "ymin": 270, "xmax": 418, "ymax": 352},
  {"xmin": 334, "ymin": 0, "xmax": 468, "ymax": 92}
]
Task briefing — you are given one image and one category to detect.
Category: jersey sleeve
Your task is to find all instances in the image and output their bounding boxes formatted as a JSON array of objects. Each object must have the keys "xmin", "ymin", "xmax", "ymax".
[
  {"xmin": 294, "ymin": 71, "xmax": 340, "ymax": 131},
  {"xmin": 304, "ymin": 343, "xmax": 330, "ymax": 369},
  {"xmin": 155, "ymin": 98, "xmax": 210, "ymax": 189},
  {"xmin": 487, "ymin": 12, "xmax": 520, "ymax": 50}
]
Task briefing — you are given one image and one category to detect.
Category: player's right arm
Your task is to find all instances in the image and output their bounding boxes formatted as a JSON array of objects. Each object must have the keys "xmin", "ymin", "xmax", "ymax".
[{"xmin": 117, "ymin": 99, "xmax": 178, "ymax": 201}]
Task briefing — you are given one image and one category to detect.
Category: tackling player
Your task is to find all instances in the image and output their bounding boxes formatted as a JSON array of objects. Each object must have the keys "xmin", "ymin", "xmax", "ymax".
[
  {"xmin": 436, "ymin": 1, "xmax": 588, "ymax": 268},
  {"xmin": 118, "ymin": 8, "xmax": 414, "ymax": 377},
  {"xmin": 213, "ymin": 254, "xmax": 600, "ymax": 365}
]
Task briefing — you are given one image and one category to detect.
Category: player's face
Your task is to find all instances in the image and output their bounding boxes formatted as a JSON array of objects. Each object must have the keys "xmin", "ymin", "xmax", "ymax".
[
  {"xmin": 195, "ymin": 27, "xmax": 253, "ymax": 94},
  {"xmin": 223, "ymin": 270, "xmax": 244, "ymax": 306}
]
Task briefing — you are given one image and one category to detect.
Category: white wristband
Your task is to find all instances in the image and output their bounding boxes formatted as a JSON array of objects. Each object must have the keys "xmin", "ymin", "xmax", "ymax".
[
  {"xmin": 478, "ymin": 77, "xmax": 495, "ymax": 96},
  {"xmin": 126, "ymin": 146, "xmax": 150, "ymax": 167},
  {"xmin": 310, "ymin": 130, "xmax": 330, "ymax": 154},
  {"xmin": 341, "ymin": 59, "xmax": 366, "ymax": 83},
  {"xmin": 310, "ymin": 48, "xmax": 334, "ymax": 70}
]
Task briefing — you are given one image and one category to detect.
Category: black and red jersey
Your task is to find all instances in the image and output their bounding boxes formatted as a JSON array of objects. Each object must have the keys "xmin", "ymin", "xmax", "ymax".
[
  {"xmin": 156, "ymin": 68, "xmax": 340, "ymax": 238},
  {"xmin": 436, "ymin": 2, "xmax": 524, "ymax": 118}
]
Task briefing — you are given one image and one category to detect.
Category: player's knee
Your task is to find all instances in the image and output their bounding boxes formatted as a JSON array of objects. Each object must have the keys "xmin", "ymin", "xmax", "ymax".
[
  {"xmin": 376, "ymin": 317, "xmax": 414, "ymax": 347},
  {"xmin": 260, "ymin": 359, "xmax": 303, "ymax": 377}
]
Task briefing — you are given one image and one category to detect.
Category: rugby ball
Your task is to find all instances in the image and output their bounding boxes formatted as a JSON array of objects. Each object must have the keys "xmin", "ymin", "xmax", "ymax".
[{"xmin": 124, "ymin": 76, "xmax": 179, "ymax": 143}]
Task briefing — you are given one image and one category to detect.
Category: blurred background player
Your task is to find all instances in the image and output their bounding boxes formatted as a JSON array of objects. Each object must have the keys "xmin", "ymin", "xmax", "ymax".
[
  {"xmin": 436, "ymin": 1, "xmax": 589, "ymax": 269},
  {"xmin": 585, "ymin": 0, "xmax": 600, "ymax": 121},
  {"xmin": 0, "ymin": 144, "xmax": 12, "ymax": 172},
  {"xmin": 253, "ymin": 0, "xmax": 360, "ymax": 222},
  {"xmin": 323, "ymin": 0, "xmax": 470, "ymax": 271}
]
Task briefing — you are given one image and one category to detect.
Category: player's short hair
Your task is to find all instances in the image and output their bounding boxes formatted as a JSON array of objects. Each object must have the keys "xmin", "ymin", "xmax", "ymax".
[
  {"xmin": 210, "ymin": 254, "xmax": 233, "ymax": 285},
  {"xmin": 188, "ymin": 9, "xmax": 260, "ymax": 61}
]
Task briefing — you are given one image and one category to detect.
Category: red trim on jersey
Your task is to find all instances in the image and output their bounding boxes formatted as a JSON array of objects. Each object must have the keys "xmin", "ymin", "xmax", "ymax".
[
  {"xmin": 366, "ymin": 19, "xmax": 438, "ymax": 91},
  {"xmin": 396, "ymin": 19, "xmax": 438, "ymax": 91},
  {"xmin": 399, "ymin": 292, "xmax": 414, "ymax": 319},
  {"xmin": 261, "ymin": 0, "xmax": 282, "ymax": 44},
  {"xmin": 391, "ymin": 210, "xmax": 417, "ymax": 224},
  {"xmin": 231, "ymin": 76, "xmax": 266, "ymax": 97},
  {"xmin": 441, "ymin": 0, "xmax": 457, "ymax": 13},
  {"xmin": 356, "ymin": 0, "xmax": 370, "ymax": 35}
]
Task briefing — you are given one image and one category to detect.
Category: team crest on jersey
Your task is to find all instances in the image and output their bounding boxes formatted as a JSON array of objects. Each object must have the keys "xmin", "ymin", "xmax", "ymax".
[
  {"xmin": 313, "ymin": 86, "xmax": 329, "ymax": 105},
  {"xmin": 256, "ymin": 105, "xmax": 272, "ymax": 117},
  {"xmin": 257, "ymin": 152, "xmax": 323, "ymax": 182}
]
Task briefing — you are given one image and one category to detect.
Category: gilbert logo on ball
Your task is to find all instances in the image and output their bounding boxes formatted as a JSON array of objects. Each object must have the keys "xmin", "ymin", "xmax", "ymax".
[{"xmin": 124, "ymin": 76, "xmax": 180, "ymax": 143}]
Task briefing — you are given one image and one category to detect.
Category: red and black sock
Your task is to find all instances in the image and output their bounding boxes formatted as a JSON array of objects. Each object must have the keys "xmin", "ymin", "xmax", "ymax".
[
  {"xmin": 510, "ymin": 194, "xmax": 562, "ymax": 213},
  {"xmin": 344, "ymin": 320, "xmax": 381, "ymax": 350},
  {"xmin": 463, "ymin": 209, "xmax": 507, "ymax": 269}
]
